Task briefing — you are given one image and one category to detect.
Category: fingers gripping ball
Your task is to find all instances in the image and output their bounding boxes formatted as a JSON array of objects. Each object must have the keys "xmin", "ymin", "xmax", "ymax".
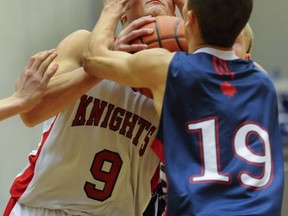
[
  {"xmin": 131, "ymin": 16, "xmax": 187, "ymax": 99},
  {"xmin": 131, "ymin": 16, "xmax": 188, "ymax": 52}
]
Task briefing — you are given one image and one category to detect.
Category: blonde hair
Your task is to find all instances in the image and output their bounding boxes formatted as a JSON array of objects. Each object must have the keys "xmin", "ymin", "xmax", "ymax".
[{"xmin": 243, "ymin": 23, "xmax": 254, "ymax": 53}]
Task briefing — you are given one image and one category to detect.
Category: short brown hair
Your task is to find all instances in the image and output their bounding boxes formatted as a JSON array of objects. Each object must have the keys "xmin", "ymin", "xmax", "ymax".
[{"xmin": 187, "ymin": 0, "xmax": 253, "ymax": 47}]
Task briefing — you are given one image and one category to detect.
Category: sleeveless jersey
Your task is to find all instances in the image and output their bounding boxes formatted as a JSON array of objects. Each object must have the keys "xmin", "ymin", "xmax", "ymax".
[
  {"xmin": 156, "ymin": 48, "xmax": 284, "ymax": 216},
  {"xmin": 7, "ymin": 80, "xmax": 160, "ymax": 216}
]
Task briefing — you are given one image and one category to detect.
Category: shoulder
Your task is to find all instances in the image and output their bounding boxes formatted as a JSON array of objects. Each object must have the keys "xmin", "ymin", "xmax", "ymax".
[
  {"xmin": 60, "ymin": 29, "xmax": 91, "ymax": 42},
  {"xmin": 57, "ymin": 29, "xmax": 91, "ymax": 53},
  {"xmin": 56, "ymin": 29, "xmax": 91, "ymax": 61},
  {"xmin": 253, "ymin": 61, "xmax": 267, "ymax": 73}
]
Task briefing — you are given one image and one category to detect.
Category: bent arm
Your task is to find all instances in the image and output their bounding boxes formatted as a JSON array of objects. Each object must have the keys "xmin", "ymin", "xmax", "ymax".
[
  {"xmin": 20, "ymin": 30, "xmax": 101, "ymax": 127},
  {"xmin": 0, "ymin": 50, "xmax": 58, "ymax": 121},
  {"xmin": 82, "ymin": 1, "xmax": 174, "ymax": 114}
]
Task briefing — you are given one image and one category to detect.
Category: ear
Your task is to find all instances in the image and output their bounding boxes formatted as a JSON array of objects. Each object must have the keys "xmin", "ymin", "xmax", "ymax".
[
  {"xmin": 187, "ymin": 10, "xmax": 196, "ymax": 27},
  {"xmin": 245, "ymin": 53, "xmax": 251, "ymax": 60}
]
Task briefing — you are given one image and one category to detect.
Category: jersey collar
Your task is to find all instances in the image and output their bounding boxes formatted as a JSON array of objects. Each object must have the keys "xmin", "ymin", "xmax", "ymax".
[{"xmin": 193, "ymin": 47, "xmax": 239, "ymax": 60}]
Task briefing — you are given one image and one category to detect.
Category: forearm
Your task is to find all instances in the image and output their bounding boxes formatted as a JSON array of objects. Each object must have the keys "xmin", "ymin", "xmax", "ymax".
[
  {"xmin": 0, "ymin": 96, "xmax": 26, "ymax": 121},
  {"xmin": 20, "ymin": 68, "xmax": 100, "ymax": 127},
  {"xmin": 83, "ymin": 3, "xmax": 126, "ymax": 77},
  {"xmin": 19, "ymin": 29, "xmax": 100, "ymax": 126},
  {"xmin": 87, "ymin": 6, "xmax": 120, "ymax": 53}
]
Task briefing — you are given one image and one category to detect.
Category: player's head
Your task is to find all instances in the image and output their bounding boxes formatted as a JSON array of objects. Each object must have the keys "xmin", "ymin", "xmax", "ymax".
[
  {"xmin": 121, "ymin": 0, "xmax": 176, "ymax": 28},
  {"xmin": 233, "ymin": 23, "xmax": 254, "ymax": 59},
  {"xmin": 183, "ymin": 0, "xmax": 253, "ymax": 48}
]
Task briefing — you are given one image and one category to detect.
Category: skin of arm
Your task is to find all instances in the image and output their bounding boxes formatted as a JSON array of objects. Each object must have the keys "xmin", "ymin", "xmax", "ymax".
[
  {"xmin": 20, "ymin": 30, "xmax": 101, "ymax": 127},
  {"xmin": 0, "ymin": 97, "xmax": 27, "ymax": 121},
  {"xmin": 0, "ymin": 50, "xmax": 58, "ymax": 121},
  {"xmin": 20, "ymin": 14, "xmax": 157, "ymax": 127},
  {"xmin": 82, "ymin": 0, "xmax": 175, "ymax": 115}
]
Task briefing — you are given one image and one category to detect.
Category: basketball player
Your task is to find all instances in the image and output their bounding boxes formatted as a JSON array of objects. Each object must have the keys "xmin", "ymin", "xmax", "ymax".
[
  {"xmin": 83, "ymin": 0, "xmax": 285, "ymax": 215},
  {"xmin": 0, "ymin": 50, "xmax": 58, "ymax": 121},
  {"xmin": 4, "ymin": 1, "xmax": 177, "ymax": 216},
  {"xmin": 144, "ymin": 22, "xmax": 257, "ymax": 216}
]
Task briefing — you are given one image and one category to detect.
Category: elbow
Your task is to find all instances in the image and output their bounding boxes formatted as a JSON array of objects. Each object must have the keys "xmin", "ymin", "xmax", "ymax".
[
  {"xmin": 82, "ymin": 52, "xmax": 101, "ymax": 78},
  {"xmin": 82, "ymin": 53, "xmax": 93, "ymax": 74},
  {"xmin": 82, "ymin": 49, "xmax": 94, "ymax": 73},
  {"xmin": 20, "ymin": 113, "xmax": 41, "ymax": 127}
]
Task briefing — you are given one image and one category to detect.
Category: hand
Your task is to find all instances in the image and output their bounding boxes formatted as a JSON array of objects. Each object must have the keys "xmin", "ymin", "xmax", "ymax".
[
  {"xmin": 13, "ymin": 49, "xmax": 59, "ymax": 112},
  {"xmin": 103, "ymin": 0, "xmax": 129, "ymax": 19},
  {"xmin": 114, "ymin": 16, "xmax": 155, "ymax": 53}
]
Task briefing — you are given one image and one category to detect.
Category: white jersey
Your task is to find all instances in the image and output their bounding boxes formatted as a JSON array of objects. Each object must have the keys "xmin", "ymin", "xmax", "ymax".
[{"xmin": 8, "ymin": 80, "xmax": 160, "ymax": 216}]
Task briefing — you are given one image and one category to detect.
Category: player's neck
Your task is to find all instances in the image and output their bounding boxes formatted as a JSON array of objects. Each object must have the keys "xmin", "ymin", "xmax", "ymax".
[{"xmin": 189, "ymin": 40, "xmax": 233, "ymax": 53}]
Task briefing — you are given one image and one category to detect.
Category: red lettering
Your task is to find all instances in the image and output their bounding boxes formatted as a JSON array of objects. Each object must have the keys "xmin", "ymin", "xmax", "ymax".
[
  {"xmin": 109, "ymin": 107, "xmax": 125, "ymax": 131},
  {"xmin": 119, "ymin": 111, "xmax": 139, "ymax": 139},
  {"xmin": 139, "ymin": 125, "xmax": 157, "ymax": 156},
  {"xmin": 72, "ymin": 95, "xmax": 93, "ymax": 126},
  {"xmin": 132, "ymin": 118, "xmax": 151, "ymax": 146},
  {"xmin": 86, "ymin": 99, "xmax": 108, "ymax": 126},
  {"xmin": 100, "ymin": 104, "xmax": 115, "ymax": 128}
]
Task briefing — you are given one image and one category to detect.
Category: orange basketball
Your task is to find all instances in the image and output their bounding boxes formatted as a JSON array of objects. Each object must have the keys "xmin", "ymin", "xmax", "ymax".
[
  {"xmin": 131, "ymin": 15, "xmax": 188, "ymax": 52},
  {"xmin": 131, "ymin": 16, "xmax": 187, "ymax": 99}
]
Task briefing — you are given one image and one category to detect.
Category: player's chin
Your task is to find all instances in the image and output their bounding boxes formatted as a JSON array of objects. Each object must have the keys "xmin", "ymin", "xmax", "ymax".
[{"xmin": 132, "ymin": 87, "xmax": 153, "ymax": 99}]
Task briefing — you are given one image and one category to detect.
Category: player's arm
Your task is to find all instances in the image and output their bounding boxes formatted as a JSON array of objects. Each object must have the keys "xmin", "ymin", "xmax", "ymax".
[
  {"xmin": 83, "ymin": 0, "xmax": 174, "ymax": 114},
  {"xmin": 21, "ymin": 15, "xmax": 156, "ymax": 126},
  {"xmin": 0, "ymin": 50, "xmax": 58, "ymax": 121},
  {"xmin": 20, "ymin": 30, "xmax": 101, "ymax": 127}
]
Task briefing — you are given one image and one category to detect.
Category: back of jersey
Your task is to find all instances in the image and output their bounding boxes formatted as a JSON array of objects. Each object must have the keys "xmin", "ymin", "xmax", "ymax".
[{"xmin": 158, "ymin": 50, "xmax": 284, "ymax": 216}]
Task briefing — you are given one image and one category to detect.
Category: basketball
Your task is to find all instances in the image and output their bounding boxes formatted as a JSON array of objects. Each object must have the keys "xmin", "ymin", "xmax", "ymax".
[
  {"xmin": 131, "ymin": 16, "xmax": 187, "ymax": 99},
  {"xmin": 130, "ymin": 15, "xmax": 188, "ymax": 52}
]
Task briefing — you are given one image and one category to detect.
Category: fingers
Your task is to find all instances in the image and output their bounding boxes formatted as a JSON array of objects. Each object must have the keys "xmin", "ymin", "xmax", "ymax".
[
  {"xmin": 37, "ymin": 50, "xmax": 58, "ymax": 76},
  {"xmin": 42, "ymin": 63, "xmax": 59, "ymax": 83},
  {"xmin": 25, "ymin": 55, "xmax": 36, "ymax": 70},
  {"xmin": 120, "ymin": 28, "xmax": 153, "ymax": 44},
  {"xmin": 115, "ymin": 16, "xmax": 155, "ymax": 52},
  {"xmin": 29, "ymin": 49, "xmax": 57, "ymax": 72},
  {"xmin": 116, "ymin": 43, "xmax": 148, "ymax": 53},
  {"xmin": 117, "ymin": 16, "xmax": 155, "ymax": 41},
  {"xmin": 21, "ymin": 49, "xmax": 58, "ymax": 86},
  {"xmin": 123, "ymin": 16, "xmax": 155, "ymax": 34}
]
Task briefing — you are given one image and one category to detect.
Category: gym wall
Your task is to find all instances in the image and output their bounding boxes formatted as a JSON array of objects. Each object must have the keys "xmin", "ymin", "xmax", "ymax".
[
  {"xmin": 0, "ymin": 0, "xmax": 99, "ymax": 213},
  {"xmin": 0, "ymin": 0, "xmax": 287, "ymax": 215}
]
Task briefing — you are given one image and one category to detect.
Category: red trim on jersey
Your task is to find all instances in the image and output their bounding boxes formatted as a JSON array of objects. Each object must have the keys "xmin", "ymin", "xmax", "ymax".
[
  {"xmin": 151, "ymin": 138, "xmax": 165, "ymax": 163},
  {"xmin": 3, "ymin": 116, "xmax": 58, "ymax": 215},
  {"xmin": 3, "ymin": 197, "xmax": 17, "ymax": 216}
]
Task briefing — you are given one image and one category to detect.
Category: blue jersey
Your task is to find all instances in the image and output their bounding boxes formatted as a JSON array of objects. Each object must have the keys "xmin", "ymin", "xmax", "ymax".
[{"xmin": 156, "ymin": 49, "xmax": 284, "ymax": 216}]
